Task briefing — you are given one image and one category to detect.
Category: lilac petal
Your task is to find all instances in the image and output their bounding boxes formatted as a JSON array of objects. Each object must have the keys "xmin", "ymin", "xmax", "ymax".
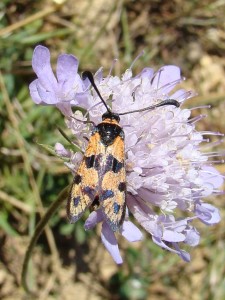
[
  {"xmin": 163, "ymin": 218, "xmax": 188, "ymax": 234},
  {"xmin": 201, "ymin": 182, "xmax": 214, "ymax": 197},
  {"xmin": 29, "ymin": 80, "xmax": 42, "ymax": 104},
  {"xmin": 152, "ymin": 236, "xmax": 178, "ymax": 254},
  {"xmin": 84, "ymin": 210, "xmax": 104, "ymax": 230},
  {"xmin": 56, "ymin": 102, "xmax": 73, "ymax": 116},
  {"xmin": 82, "ymin": 76, "xmax": 91, "ymax": 90},
  {"xmin": 195, "ymin": 202, "xmax": 221, "ymax": 225},
  {"xmin": 171, "ymin": 89, "xmax": 188, "ymax": 102},
  {"xmin": 173, "ymin": 243, "xmax": 191, "ymax": 262},
  {"xmin": 127, "ymin": 195, "xmax": 160, "ymax": 236},
  {"xmin": 152, "ymin": 65, "xmax": 181, "ymax": 93},
  {"xmin": 56, "ymin": 55, "xmax": 84, "ymax": 96},
  {"xmin": 178, "ymin": 251, "xmax": 191, "ymax": 262},
  {"xmin": 171, "ymin": 89, "xmax": 197, "ymax": 103},
  {"xmin": 56, "ymin": 54, "xmax": 79, "ymax": 84},
  {"xmin": 32, "ymin": 45, "xmax": 57, "ymax": 91},
  {"xmin": 139, "ymin": 67, "xmax": 154, "ymax": 79},
  {"xmin": 184, "ymin": 227, "xmax": 200, "ymax": 247},
  {"xmin": 36, "ymin": 82, "xmax": 58, "ymax": 104},
  {"xmin": 200, "ymin": 166, "xmax": 224, "ymax": 188},
  {"xmin": 162, "ymin": 230, "xmax": 185, "ymax": 242},
  {"xmin": 94, "ymin": 67, "xmax": 104, "ymax": 83},
  {"xmin": 54, "ymin": 142, "xmax": 71, "ymax": 157},
  {"xmin": 153, "ymin": 236, "xmax": 191, "ymax": 262},
  {"xmin": 101, "ymin": 222, "xmax": 123, "ymax": 264},
  {"xmin": 121, "ymin": 220, "xmax": 143, "ymax": 242}
]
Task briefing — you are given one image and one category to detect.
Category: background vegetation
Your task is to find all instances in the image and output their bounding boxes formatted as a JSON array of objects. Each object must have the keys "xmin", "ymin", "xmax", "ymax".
[{"xmin": 0, "ymin": 0, "xmax": 225, "ymax": 299}]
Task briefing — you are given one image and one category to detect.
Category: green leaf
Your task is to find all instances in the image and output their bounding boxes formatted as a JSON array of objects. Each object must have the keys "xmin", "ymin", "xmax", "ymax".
[{"xmin": 0, "ymin": 212, "xmax": 18, "ymax": 236}]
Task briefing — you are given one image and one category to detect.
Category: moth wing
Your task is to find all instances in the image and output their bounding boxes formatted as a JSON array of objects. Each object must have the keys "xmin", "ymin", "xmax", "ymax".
[
  {"xmin": 67, "ymin": 133, "xmax": 103, "ymax": 223},
  {"xmin": 100, "ymin": 135, "xmax": 126, "ymax": 231}
]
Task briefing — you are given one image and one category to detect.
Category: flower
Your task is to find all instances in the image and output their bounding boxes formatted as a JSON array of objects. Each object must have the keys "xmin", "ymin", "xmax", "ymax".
[
  {"xmin": 29, "ymin": 45, "xmax": 89, "ymax": 115},
  {"xmin": 30, "ymin": 46, "xmax": 224, "ymax": 264}
]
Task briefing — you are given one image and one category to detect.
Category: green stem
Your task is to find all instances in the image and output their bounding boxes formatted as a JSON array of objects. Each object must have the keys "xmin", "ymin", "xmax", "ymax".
[{"xmin": 21, "ymin": 186, "xmax": 69, "ymax": 293}]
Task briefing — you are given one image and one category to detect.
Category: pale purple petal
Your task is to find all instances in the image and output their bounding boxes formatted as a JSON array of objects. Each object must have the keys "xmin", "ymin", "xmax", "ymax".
[
  {"xmin": 152, "ymin": 236, "xmax": 178, "ymax": 254},
  {"xmin": 172, "ymin": 89, "xmax": 197, "ymax": 103},
  {"xmin": 178, "ymin": 251, "xmax": 191, "ymax": 262},
  {"xmin": 152, "ymin": 65, "xmax": 181, "ymax": 93},
  {"xmin": 171, "ymin": 89, "xmax": 189, "ymax": 102},
  {"xmin": 200, "ymin": 166, "xmax": 224, "ymax": 189},
  {"xmin": 127, "ymin": 195, "xmax": 161, "ymax": 236},
  {"xmin": 161, "ymin": 217, "xmax": 188, "ymax": 233},
  {"xmin": 82, "ymin": 76, "xmax": 91, "ymax": 90},
  {"xmin": 56, "ymin": 103, "xmax": 73, "ymax": 116},
  {"xmin": 172, "ymin": 243, "xmax": 191, "ymax": 262},
  {"xmin": 184, "ymin": 227, "xmax": 200, "ymax": 246},
  {"xmin": 69, "ymin": 91, "xmax": 91, "ymax": 108},
  {"xmin": 36, "ymin": 83, "xmax": 58, "ymax": 104},
  {"xmin": 101, "ymin": 222, "xmax": 123, "ymax": 264},
  {"xmin": 139, "ymin": 67, "xmax": 154, "ymax": 79},
  {"xmin": 56, "ymin": 54, "xmax": 85, "ymax": 98},
  {"xmin": 56, "ymin": 54, "xmax": 79, "ymax": 83},
  {"xmin": 162, "ymin": 230, "xmax": 185, "ymax": 242},
  {"xmin": 195, "ymin": 202, "xmax": 221, "ymax": 225},
  {"xmin": 55, "ymin": 143, "xmax": 71, "ymax": 157},
  {"xmin": 32, "ymin": 45, "xmax": 57, "ymax": 91},
  {"xmin": 120, "ymin": 220, "xmax": 143, "ymax": 242},
  {"xmin": 153, "ymin": 237, "xmax": 191, "ymax": 262},
  {"xmin": 29, "ymin": 80, "xmax": 42, "ymax": 104},
  {"xmin": 94, "ymin": 67, "xmax": 104, "ymax": 83},
  {"xmin": 84, "ymin": 210, "xmax": 104, "ymax": 230}
]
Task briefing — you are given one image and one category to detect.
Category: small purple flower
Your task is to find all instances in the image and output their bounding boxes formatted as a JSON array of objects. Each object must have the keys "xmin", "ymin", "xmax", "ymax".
[
  {"xmin": 29, "ymin": 46, "xmax": 224, "ymax": 263},
  {"xmin": 195, "ymin": 202, "xmax": 220, "ymax": 225},
  {"xmin": 29, "ymin": 45, "xmax": 89, "ymax": 115}
]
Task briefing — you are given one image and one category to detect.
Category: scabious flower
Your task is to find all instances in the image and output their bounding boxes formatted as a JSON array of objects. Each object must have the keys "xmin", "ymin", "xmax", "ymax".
[
  {"xmin": 29, "ymin": 45, "xmax": 89, "ymax": 116},
  {"xmin": 30, "ymin": 45, "xmax": 223, "ymax": 264}
]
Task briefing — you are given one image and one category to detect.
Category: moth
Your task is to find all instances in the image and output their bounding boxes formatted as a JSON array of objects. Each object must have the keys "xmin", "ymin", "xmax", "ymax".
[{"xmin": 67, "ymin": 71, "xmax": 179, "ymax": 231}]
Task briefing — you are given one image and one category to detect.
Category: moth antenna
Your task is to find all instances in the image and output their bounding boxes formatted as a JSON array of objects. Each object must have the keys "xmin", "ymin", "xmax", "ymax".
[
  {"xmin": 82, "ymin": 71, "xmax": 111, "ymax": 114},
  {"xmin": 119, "ymin": 99, "xmax": 180, "ymax": 116}
]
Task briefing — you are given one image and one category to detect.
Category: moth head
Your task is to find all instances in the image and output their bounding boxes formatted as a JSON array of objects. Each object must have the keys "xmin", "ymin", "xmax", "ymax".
[{"xmin": 102, "ymin": 112, "xmax": 120, "ymax": 122}]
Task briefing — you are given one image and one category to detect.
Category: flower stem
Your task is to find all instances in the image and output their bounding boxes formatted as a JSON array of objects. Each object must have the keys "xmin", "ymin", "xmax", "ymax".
[{"xmin": 21, "ymin": 186, "xmax": 69, "ymax": 294}]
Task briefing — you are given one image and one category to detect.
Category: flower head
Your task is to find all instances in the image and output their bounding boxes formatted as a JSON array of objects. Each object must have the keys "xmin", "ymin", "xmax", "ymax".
[
  {"xmin": 30, "ymin": 46, "xmax": 223, "ymax": 264},
  {"xmin": 29, "ymin": 45, "xmax": 89, "ymax": 115}
]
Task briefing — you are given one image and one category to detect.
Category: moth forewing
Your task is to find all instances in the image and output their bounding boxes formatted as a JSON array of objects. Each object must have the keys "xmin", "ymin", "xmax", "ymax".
[
  {"xmin": 67, "ymin": 132, "xmax": 102, "ymax": 223},
  {"xmin": 100, "ymin": 133, "xmax": 126, "ymax": 231}
]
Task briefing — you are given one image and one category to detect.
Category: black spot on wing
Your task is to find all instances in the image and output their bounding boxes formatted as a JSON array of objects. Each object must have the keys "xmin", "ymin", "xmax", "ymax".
[
  {"xmin": 112, "ymin": 157, "xmax": 123, "ymax": 173},
  {"xmin": 113, "ymin": 203, "xmax": 120, "ymax": 214},
  {"xmin": 118, "ymin": 182, "xmax": 126, "ymax": 192},
  {"xmin": 92, "ymin": 195, "xmax": 100, "ymax": 209},
  {"xmin": 74, "ymin": 174, "xmax": 82, "ymax": 184},
  {"xmin": 73, "ymin": 196, "xmax": 81, "ymax": 207},
  {"xmin": 85, "ymin": 154, "xmax": 101, "ymax": 169},
  {"xmin": 83, "ymin": 186, "xmax": 96, "ymax": 198},
  {"xmin": 85, "ymin": 155, "xmax": 95, "ymax": 168},
  {"xmin": 101, "ymin": 189, "xmax": 114, "ymax": 200},
  {"xmin": 105, "ymin": 154, "xmax": 123, "ymax": 174}
]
